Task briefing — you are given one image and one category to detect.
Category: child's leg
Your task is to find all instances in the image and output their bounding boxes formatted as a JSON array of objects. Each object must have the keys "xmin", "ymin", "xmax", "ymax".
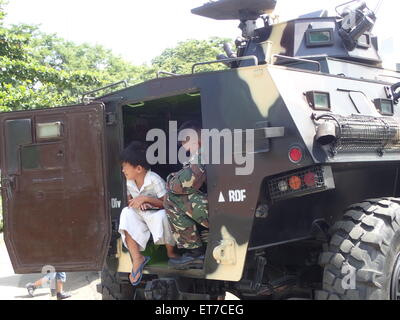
[
  {"xmin": 119, "ymin": 207, "xmax": 152, "ymax": 283},
  {"xmin": 35, "ymin": 272, "xmax": 55, "ymax": 288},
  {"xmin": 125, "ymin": 231, "xmax": 145, "ymax": 283},
  {"xmin": 145, "ymin": 209, "xmax": 179, "ymax": 258},
  {"xmin": 55, "ymin": 272, "xmax": 66, "ymax": 293},
  {"xmin": 56, "ymin": 280, "xmax": 63, "ymax": 293},
  {"xmin": 33, "ymin": 277, "xmax": 46, "ymax": 288}
]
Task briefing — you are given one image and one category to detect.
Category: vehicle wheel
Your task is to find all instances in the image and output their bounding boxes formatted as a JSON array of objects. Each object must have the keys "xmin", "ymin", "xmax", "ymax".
[
  {"xmin": 99, "ymin": 265, "xmax": 135, "ymax": 300},
  {"xmin": 317, "ymin": 198, "xmax": 400, "ymax": 300}
]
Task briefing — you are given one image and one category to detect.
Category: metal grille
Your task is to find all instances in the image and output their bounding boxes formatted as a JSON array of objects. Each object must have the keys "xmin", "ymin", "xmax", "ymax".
[
  {"xmin": 330, "ymin": 115, "xmax": 400, "ymax": 153},
  {"xmin": 268, "ymin": 166, "xmax": 327, "ymax": 202}
]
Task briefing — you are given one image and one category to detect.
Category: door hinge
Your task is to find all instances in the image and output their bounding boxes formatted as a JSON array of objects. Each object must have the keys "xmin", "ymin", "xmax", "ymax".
[
  {"xmin": 105, "ymin": 112, "xmax": 118, "ymax": 126},
  {"xmin": 0, "ymin": 175, "xmax": 15, "ymax": 200}
]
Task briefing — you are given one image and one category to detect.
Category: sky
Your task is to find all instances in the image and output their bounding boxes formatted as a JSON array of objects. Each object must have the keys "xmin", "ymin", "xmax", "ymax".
[{"xmin": 4, "ymin": 0, "xmax": 399, "ymax": 68}]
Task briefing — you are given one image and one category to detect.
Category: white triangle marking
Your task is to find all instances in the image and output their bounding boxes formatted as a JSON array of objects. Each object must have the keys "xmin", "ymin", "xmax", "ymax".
[{"xmin": 218, "ymin": 192, "xmax": 225, "ymax": 203}]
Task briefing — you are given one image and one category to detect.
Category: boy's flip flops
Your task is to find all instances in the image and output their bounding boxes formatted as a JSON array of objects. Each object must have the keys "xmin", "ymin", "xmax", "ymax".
[{"xmin": 130, "ymin": 256, "xmax": 151, "ymax": 286}]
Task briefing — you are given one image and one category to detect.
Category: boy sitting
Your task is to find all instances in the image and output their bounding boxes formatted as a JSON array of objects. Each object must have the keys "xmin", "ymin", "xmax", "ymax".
[{"xmin": 118, "ymin": 142, "xmax": 178, "ymax": 286}]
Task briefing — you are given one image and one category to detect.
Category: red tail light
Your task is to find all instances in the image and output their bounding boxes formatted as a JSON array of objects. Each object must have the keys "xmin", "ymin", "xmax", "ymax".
[
  {"xmin": 289, "ymin": 147, "xmax": 303, "ymax": 163},
  {"xmin": 304, "ymin": 172, "xmax": 317, "ymax": 187}
]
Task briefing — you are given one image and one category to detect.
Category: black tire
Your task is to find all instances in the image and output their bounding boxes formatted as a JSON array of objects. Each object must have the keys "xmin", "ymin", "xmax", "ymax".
[
  {"xmin": 99, "ymin": 266, "xmax": 135, "ymax": 300},
  {"xmin": 316, "ymin": 198, "xmax": 400, "ymax": 300}
]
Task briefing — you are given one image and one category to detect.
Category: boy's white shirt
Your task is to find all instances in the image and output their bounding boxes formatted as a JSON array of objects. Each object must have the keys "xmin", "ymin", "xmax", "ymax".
[
  {"xmin": 126, "ymin": 170, "xmax": 167, "ymax": 207},
  {"xmin": 120, "ymin": 170, "xmax": 174, "ymax": 251}
]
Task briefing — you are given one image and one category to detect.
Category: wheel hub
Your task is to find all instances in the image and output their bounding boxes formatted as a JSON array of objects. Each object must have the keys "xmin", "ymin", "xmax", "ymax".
[{"xmin": 391, "ymin": 253, "xmax": 400, "ymax": 300}]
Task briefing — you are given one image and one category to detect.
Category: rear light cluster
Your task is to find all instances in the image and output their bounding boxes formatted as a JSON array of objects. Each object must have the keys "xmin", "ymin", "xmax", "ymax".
[{"xmin": 268, "ymin": 166, "xmax": 335, "ymax": 202}]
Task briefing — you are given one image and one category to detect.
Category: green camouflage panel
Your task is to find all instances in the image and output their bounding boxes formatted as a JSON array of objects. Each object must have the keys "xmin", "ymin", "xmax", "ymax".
[{"xmin": 164, "ymin": 153, "xmax": 209, "ymax": 249}]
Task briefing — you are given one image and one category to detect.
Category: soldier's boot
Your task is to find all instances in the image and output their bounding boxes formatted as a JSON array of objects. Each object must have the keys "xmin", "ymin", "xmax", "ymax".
[
  {"xmin": 184, "ymin": 247, "xmax": 205, "ymax": 259},
  {"xmin": 168, "ymin": 246, "xmax": 205, "ymax": 270}
]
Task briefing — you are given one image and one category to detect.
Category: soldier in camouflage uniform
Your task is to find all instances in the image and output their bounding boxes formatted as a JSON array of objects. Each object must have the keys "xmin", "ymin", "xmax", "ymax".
[{"xmin": 164, "ymin": 121, "xmax": 209, "ymax": 268}]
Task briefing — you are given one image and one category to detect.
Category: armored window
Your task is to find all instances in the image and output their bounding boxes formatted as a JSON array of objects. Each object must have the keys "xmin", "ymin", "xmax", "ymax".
[
  {"xmin": 374, "ymin": 99, "xmax": 394, "ymax": 116},
  {"xmin": 21, "ymin": 143, "xmax": 65, "ymax": 171},
  {"xmin": 305, "ymin": 28, "xmax": 334, "ymax": 47},
  {"xmin": 5, "ymin": 119, "xmax": 33, "ymax": 174}
]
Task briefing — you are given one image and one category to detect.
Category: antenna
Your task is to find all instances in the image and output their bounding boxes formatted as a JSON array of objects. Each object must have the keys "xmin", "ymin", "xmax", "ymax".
[
  {"xmin": 374, "ymin": 0, "xmax": 384, "ymax": 15},
  {"xmin": 335, "ymin": 0, "xmax": 359, "ymax": 15}
]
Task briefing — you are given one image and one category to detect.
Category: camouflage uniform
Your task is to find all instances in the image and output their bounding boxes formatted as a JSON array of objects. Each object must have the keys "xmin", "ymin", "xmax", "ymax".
[{"xmin": 164, "ymin": 153, "xmax": 209, "ymax": 249}]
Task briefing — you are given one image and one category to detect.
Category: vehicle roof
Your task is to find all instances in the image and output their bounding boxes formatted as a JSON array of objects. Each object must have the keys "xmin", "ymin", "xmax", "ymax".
[{"xmin": 191, "ymin": 0, "xmax": 277, "ymax": 20}]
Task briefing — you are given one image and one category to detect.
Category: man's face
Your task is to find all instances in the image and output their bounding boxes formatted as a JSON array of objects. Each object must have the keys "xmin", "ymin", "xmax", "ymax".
[
  {"xmin": 121, "ymin": 162, "xmax": 143, "ymax": 181},
  {"xmin": 181, "ymin": 130, "xmax": 201, "ymax": 154}
]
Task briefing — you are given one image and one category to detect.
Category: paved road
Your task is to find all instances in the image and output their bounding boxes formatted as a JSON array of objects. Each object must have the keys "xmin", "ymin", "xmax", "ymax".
[
  {"xmin": 0, "ymin": 233, "xmax": 101, "ymax": 300},
  {"xmin": 0, "ymin": 233, "xmax": 238, "ymax": 300}
]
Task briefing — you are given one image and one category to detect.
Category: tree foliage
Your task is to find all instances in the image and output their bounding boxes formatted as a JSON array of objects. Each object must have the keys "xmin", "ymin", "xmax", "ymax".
[
  {"xmin": 0, "ymin": 1, "xmax": 232, "ymax": 111},
  {"xmin": 152, "ymin": 37, "xmax": 233, "ymax": 74}
]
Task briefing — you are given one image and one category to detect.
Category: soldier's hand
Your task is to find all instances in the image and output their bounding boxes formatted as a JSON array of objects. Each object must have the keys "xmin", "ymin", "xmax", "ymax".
[{"xmin": 140, "ymin": 203, "xmax": 153, "ymax": 211}]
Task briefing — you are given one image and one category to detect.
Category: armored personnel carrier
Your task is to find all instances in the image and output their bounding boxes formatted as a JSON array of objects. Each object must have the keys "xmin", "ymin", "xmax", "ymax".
[{"xmin": 1, "ymin": 0, "xmax": 400, "ymax": 300}]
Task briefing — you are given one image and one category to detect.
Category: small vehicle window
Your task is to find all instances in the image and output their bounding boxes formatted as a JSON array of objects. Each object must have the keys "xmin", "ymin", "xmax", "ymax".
[
  {"xmin": 20, "ymin": 143, "xmax": 65, "ymax": 171},
  {"xmin": 20, "ymin": 145, "xmax": 40, "ymax": 170},
  {"xmin": 305, "ymin": 28, "xmax": 334, "ymax": 47},
  {"xmin": 5, "ymin": 119, "xmax": 32, "ymax": 175},
  {"xmin": 356, "ymin": 33, "xmax": 371, "ymax": 49},
  {"xmin": 36, "ymin": 122, "xmax": 62, "ymax": 140},
  {"xmin": 374, "ymin": 99, "xmax": 394, "ymax": 116},
  {"xmin": 305, "ymin": 91, "xmax": 331, "ymax": 111}
]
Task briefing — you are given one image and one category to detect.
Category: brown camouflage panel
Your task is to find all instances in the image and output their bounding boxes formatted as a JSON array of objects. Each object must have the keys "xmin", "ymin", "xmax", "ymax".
[{"xmin": 164, "ymin": 153, "xmax": 209, "ymax": 249}]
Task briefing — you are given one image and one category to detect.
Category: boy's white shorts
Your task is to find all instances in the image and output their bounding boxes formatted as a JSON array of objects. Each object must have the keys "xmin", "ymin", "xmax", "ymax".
[{"xmin": 118, "ymin": 207, "xmax": 175, "ymax": 251}]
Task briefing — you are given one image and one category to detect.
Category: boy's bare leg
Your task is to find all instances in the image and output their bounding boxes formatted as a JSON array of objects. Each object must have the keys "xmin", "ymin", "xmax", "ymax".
[
  {"xmin": 124, "ymin": 231, "xmax": 145, "ymax": 283},
  {"xmin": 56, "ymin": 280, "xmax": 63, "ymax": 293},
  {"xmin": 33, "ymin": 278, "xmax": 45, "ymax": 288},
  {"xmin": 166, "ymin": 244, "xmax": 180, "ymax": 259},
  {"xmin": 26, "ymin": 277, "xmax": 48, "ymax": 297}
]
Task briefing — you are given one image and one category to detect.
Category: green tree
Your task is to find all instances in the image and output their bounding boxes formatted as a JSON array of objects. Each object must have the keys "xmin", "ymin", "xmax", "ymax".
[
  {"xmin": 0, "ymin": 22, "xmax": 99, "ymax": 110},
  {"xmin": 0, "ymin": 1, "xmax": 153, "ymax": 111},
  {"xmin": 152, "ymin": 37, "xmax": 233, "ymax": 75},
  {"xmin": 0, "ymin": 0, "xmax": 233, "ymax": 111},
  {"xmin": 29, "ymin": 32, "xmax": 154, "ymax": 87}
]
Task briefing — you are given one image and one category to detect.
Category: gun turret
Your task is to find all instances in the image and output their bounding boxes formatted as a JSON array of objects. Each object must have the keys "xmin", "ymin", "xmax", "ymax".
[
  {"xmin": 193, "ymin": 0, "xmax": 384, "ymax": 70},
  {"xmin": 337, "ymin": 0, "xmax": 377, "ymax": 51}
]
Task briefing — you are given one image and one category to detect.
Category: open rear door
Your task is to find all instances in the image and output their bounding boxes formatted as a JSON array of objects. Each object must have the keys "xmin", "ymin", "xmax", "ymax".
[{"xmin": 0, "ymin": 103, "xmax": 110, "ymax": 273}]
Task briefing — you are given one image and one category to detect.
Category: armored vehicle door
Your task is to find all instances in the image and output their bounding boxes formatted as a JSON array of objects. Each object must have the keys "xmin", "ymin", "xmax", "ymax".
[{"xmin": 0, "ymin": 103, "xmax": 110, "ymax": 273}]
